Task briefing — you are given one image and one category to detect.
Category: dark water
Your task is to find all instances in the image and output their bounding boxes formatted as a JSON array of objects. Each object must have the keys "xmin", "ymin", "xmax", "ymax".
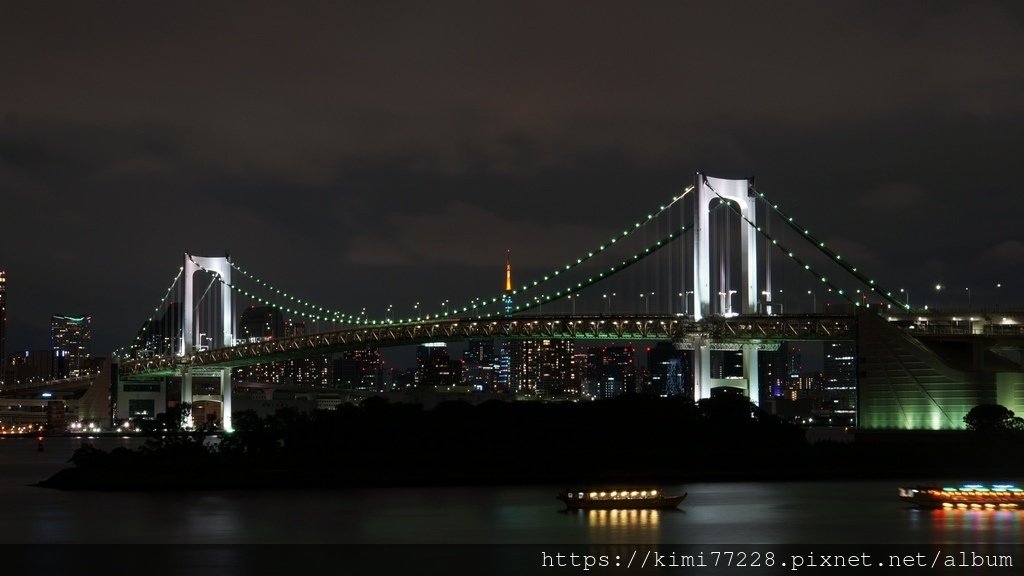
[{"xmin": 2, "ymin": 436, "xmax": 1021, "ymax": 574}]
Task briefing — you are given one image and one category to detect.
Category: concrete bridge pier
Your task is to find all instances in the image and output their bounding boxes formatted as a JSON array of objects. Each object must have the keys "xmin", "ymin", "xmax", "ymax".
[
  {"xmin": 742, "ymin": 343, "xmax": 760, "ymax": 407},
  {"xmin": 180, "ymin": 365, "xmax": 194, "ymax": 428},
  {"xmin": 693, "ymin": 335, "xmax": 712, "ymax": 402},
  {"xmin": 220, "ymin": 368, "xmax": 233, "ymax": 432}
]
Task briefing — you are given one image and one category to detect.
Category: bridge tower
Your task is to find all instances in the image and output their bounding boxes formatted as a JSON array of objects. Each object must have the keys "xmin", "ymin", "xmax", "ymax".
[
  {"xmin": 180, "ymin": 253, "xmax": 234, "ymax": 431},
  {"xmin": 692, "ymin": 173, "xmax": 761, "ymax": 405},
  {"xmin": 497, "ymin": 250, "xmax": 513, "ymax": 391}
]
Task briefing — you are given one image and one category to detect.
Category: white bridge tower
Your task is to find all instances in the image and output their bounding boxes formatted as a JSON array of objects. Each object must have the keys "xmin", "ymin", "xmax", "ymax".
[
  {"xmin": 179, "ymin": 253, "xmax": 234, "ymax": 431},
  {"xmin": 691, "ymin": 173, "xmax": 762, "ymax": 405}
]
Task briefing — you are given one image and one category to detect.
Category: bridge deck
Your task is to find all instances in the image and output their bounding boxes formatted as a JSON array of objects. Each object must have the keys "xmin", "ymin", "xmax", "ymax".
[{"xmin": 119, "ymin": 313, "xmax": 856, "ymax": 377}]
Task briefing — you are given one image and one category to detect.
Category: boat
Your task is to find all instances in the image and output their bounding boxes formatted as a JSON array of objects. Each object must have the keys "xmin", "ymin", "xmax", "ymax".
[
  {"xmin": 898, "ymin": 484, "xmax": 1024, "ymax": 510},
  {"xmin": 557, "ymin": 488, "xmax": 686, "ymax": 510}
]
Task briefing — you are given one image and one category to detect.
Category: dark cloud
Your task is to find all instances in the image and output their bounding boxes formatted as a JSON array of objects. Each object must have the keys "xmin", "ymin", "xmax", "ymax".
[{"xmin": 2, "ymin": 0, "xmax": 1024, "ymax": 353}]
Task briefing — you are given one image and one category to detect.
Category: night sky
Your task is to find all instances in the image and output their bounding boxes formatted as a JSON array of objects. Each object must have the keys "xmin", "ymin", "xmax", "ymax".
[{"xmin": 3, "ymin": 1, "xmax": 1024, "ymax": 356}]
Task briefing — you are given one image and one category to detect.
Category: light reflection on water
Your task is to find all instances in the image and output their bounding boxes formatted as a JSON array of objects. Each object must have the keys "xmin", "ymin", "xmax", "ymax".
[
  {"xmin": 926, "ymin": 508, "xmax": 1022, "ymax": 544},
  {"xmin": 584, "ymin": 508, "xmax": 661, "ymax": 528},
  {"xmin": 2, "ymin": 438, "xmax": 1024, "ymax": 546}
]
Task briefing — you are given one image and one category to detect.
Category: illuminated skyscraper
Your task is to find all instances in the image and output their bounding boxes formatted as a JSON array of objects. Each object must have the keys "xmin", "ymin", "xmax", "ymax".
[
  {"xmin": 0, "ymin": 271, "xmax": 6, "ymax": 380},
  {"xmin": 463, "ymin": 339, "xmax": 496, "ymax": 390},
  {"xmin": 51, "ymin": 314, "xmax": 92, "ymax": 377},
  {"xmin": 283, "ymin": 320, "xmax": 332, "ymax": 388},
  {"xmin": 416, "ymin": 342, "xmax": 459, "ymax": 386},
  {"xmin": 509, "ymin": 339, "xmax": 576, "ymax": 396},
  {"xmin": 823, "ymin": 341, "xmax": 857, "ymax": 423}
]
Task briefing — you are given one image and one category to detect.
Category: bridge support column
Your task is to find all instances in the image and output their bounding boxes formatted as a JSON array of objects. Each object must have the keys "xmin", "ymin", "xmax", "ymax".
[
  {"xmin": 742, "ymin": 344, "xmax": 760, "ymax": 406},
  {"xmin": 693, "ymin": 336, "xmax": 712, "ymax": 401},
  {"xmin": 180, "ymin": 365, "xmax": 194, "ymax": 429},
  {"xmin": 220, "ymin": 368, "xmax": 233, "ymax": 432},
  {"xmin": 181, "ymin": 365, "xmax": 193, "ymax": 405}
]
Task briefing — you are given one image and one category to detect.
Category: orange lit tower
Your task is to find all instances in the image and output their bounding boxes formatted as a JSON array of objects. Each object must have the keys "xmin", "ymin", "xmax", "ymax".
[
  {"xmin": 503, "ymin": 250, "xmax": 513, "ymax": 315},
  {"xmin": 498, "ymin": 251, "xmax": 513, "ymax": 391}
]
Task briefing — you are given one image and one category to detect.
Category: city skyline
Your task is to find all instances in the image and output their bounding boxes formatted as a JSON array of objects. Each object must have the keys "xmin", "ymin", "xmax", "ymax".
[{"xmin": 3, "ymin": 2, "xmax": 1024, "ymax": 355}]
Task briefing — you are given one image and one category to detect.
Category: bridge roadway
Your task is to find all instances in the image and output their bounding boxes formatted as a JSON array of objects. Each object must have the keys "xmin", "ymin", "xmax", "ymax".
[{"xmin": 118, "ymin": 313, "xmax": 856, "ymax": 377}]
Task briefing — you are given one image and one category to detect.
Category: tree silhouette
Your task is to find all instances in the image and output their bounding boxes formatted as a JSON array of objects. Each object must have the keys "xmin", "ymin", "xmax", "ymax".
[{"xmin": 964, "ymin": 404, "xmax": 1024, "ymax": 432}]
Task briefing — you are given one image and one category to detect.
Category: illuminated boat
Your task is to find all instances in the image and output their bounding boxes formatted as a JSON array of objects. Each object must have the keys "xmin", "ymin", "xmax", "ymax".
[
  {"xmin": 558, "ymin": 488, "xmax": 686, "ymax": 510},
  {"xmin": 898, "ymin": 484, "xmax": 1024, "ymax": 510}
]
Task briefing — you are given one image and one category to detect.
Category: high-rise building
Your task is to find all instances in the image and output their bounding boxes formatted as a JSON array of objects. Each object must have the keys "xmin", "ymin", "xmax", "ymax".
[
  {"xmin": 462, "ymin": 339, "xmax": 496, "ymax": 390},
  {"xmin": 585, "ymin": 346, "xmax": 637, "ymax": 399},
  {"xmin": 282, "ymin": 320, "xmax": 332, "ymax": 388},
  {"xmin": 5, "ymin": 350, "xmax": 56, "ymax": 383},
  {"xmin": 784, "ymin": 343, "xmax": 803, "ymax": 377},
  {"xmin": 646, "ymin": 342, "xmax": 692, "ymax": 398},
  {"xmin": 335, "ymin": 346, "xmax": 385, "ymax": 390},
  {"xmin": 233, "ymin": 306, "xmax": 287, "ymax": 384},
  {"xmin": 510, "ymin": 339, "xmax": 576, "ymax": 396},
  {"xmin": 51, "ymin": 315, "xmax": 91, "ymax": 378},
  {"xmin": 759, "ymin": 345, "xmax": 789, "ymax": 402},
  {"xmin": 416, "ymin": 342, "xmax": 460, "ymax": 387},
  {"xmin": 0, "ymin": 270, "xmax": 6, "ymax": 379},
  {"xmin": 710, "ymin": 350, "xmax": 743, "ymax": 379},
  {"xmin": 823, "ymin": 341, "xmax": 857, "ymax": 421}
]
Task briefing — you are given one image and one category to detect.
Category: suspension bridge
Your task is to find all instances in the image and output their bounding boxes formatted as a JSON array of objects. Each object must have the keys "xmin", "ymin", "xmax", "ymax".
[{"xmin": 5, "ymin": 173, "xmax": 1023, "ymax": 431}]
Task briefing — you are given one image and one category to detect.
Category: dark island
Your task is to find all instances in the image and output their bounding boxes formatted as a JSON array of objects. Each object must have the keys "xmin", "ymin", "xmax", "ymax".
[{"xmin": 37, "ymin": 395, "xmax": 1024, "ymax": 490}]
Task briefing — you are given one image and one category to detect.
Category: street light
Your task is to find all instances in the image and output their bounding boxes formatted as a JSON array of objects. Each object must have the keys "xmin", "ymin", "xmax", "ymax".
[
  {"xmin": 807, "ymin": 290, "xmax": 816, "ymax": 313},
  {"xmin": 567, "ymin": 294, "xmax": 576, "ymax": 315},
  {"xmin": 640, "ymin": 291, "xmax": 654, "ymax": 314},
  {"xmin": 965, "ymin": 287, "xmax": 971, "ymax": 309},
  {"xmin": 386, "ymin": 304, "xmax": 393, "ymax": 323},
  {"xmin": 899, "ymin": 289, "xmax": 909, "ymax": 310},
  {"xmin": 679, "ymin": 291, "xmax": 694, "ymax": 316},
  {"xmin": 412, "ymin": 301, "xmax": 420, "ymax": 320},
  {"xmin": 602, "ymin": 292, "xmax": 616, "ymax": 314},
  {"xmin": 442, "ymin": 299, "xmax": 450, "ymax": 315}
]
